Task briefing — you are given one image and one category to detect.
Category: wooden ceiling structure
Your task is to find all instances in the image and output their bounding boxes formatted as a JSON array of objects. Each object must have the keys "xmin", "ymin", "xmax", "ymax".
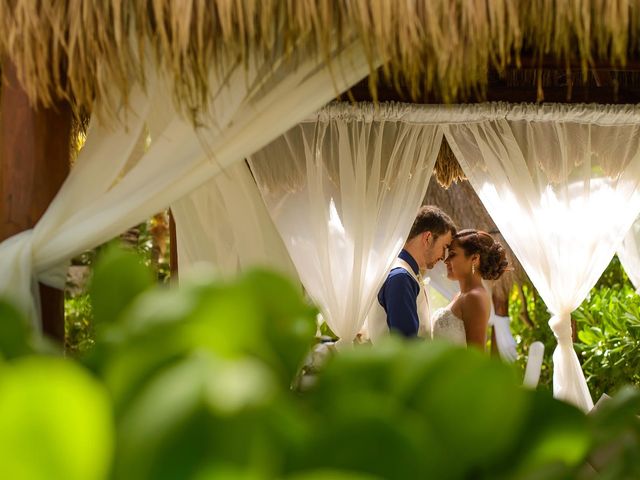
[{"xmin": 346, "ymin": 57, "xmax": 640, "ymax": 104}]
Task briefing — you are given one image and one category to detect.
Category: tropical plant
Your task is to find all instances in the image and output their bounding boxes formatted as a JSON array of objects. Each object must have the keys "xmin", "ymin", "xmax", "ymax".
[
  {"xmin": 64, "ymin": 293, "xmax": 94, "ymax": 355},
  {"xmin": 509, "ymin": 255, "xmax": 640, "ymax": 400},
  {"xmin": 574, "ymin": 284, "xmax": 640, "ymax": 401},
  {"xmin": 64, "ymin": 212, "xmax": 172, "ymax": 353}
]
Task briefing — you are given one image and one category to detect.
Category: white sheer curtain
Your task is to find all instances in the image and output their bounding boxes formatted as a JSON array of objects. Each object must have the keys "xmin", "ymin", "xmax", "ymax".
[
  {"xmin": 249, "ymin": 103, "xmax": 443, "ymax": 343},
  {"xmin": 618, "ymin": 217, "xmax": 640, "ymax": 292},
  {"xmin": 0, "ymin": 41, "xmax": 372, "ymax": 328},
  {"xmin": 443, "ymin": 103, "xmax": 640, "ymax": 411},
  {"xmin": 170, "ymin": 162, "xmax": 297, "ymax": 280}
]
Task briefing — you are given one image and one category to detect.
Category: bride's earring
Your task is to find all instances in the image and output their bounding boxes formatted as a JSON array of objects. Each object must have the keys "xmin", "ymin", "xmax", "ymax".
[{"xmin": 472, "ymin": 264, "xmax": 476, "ymax": 275}]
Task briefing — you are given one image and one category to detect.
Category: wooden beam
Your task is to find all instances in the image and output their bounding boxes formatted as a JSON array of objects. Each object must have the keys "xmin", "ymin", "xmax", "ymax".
[
  {"xmin": 0, "ymin": 60, "xmax": 71, "ymax": 342},
  {"xmin": 169, "ymin": 209, "xmax": 178, "ymax": 282},
  {"xmin": 344, "ymin": 61, "xmax": 640, "ymax": 104},
  {"xmin": 345, "ymin": 83, "xmax": 640, "ymax": 104}
]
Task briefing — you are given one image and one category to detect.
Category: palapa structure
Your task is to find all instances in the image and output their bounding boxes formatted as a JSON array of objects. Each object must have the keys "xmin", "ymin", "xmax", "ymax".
[{"xmin": 2, "ymin": 0, "xmax": 640, "ymax": 337}]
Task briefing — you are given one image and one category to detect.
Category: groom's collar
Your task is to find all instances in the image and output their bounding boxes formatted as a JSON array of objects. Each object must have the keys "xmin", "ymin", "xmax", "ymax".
[{"xmin": 398, "ymin": 249, "xmax": 419, "ymax": 275}]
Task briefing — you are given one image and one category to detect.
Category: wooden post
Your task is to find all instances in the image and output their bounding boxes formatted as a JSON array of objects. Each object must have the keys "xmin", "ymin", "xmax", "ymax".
[
  {"xmin": 0, "ymin": 60, "xmax": 71, "ymax": 342},
  {"xmin": 169, "ymin": 209, "xmax": 179, "ymax": 282}
]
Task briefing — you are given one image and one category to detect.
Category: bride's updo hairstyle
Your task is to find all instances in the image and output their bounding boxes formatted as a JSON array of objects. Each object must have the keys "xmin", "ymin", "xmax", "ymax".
[{"xmin": 454, "ymin": 229, "xmax": 508, "ymax": 280}]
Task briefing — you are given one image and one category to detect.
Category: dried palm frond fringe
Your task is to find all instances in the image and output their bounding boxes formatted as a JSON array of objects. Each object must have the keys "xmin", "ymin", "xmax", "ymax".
[
  {"xmin": 434, "ymin": 137, "xmax": 466, "ymax": 188},
  {"xmin": 1, "ymin": 0, "xmax": 639, "ymax": 122}
]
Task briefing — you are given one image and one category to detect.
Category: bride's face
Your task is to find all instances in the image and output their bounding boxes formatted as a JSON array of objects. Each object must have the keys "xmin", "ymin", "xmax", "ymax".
[{"xmin": 444, "ymin": 241, "xmax": 473, "ymax": 280}]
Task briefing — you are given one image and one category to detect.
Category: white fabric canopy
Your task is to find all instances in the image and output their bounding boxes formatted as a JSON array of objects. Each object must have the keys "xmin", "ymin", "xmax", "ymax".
[
  {"xmin": 0, "ymin": 41, "xmax": 372, "ymax": 328},
  {"xmin": 442, "ymin": 103, "xmax": 640, "ymax": 411},
  {"xmin": 171, "ymin": 162, "xmax": 297, "ymax": 280},
  {"xmin": 618, "ymin": 216, "xmax": 640, "ymax": 292},
  {"xmin": 489, "ymin": 314, "xmax": 518, "ymax": 363},
  {"xmin": 249, "ymin": 103, "xmax": 443, "ymax": 343}
]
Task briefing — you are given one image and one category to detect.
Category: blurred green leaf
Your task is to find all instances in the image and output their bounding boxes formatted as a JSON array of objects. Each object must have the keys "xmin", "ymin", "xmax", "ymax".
[
  {"xmin": 306, "ymin": 340, "xmax": 529, "ymax": 479},
  {"xmin": 586, "ymin": 387, "xmax": 640, "ymax": 478},
  {"xmin": 4, "ymin": 245, "xmax": 638, "ymax": 479},
  {"xmin": 411, "ymin": 347, "xmax": 528, "ymax": 473},
  {"xmin": 112, "ymin": 351, "xmax": 307, "ymax": 480},
  {"xmin": 0, "ymin": 300, "xmax": 32, "ymax": 359},
  {"xmin": 0, "ymin": 357, "xmax": 113, "ymax": 480},
  {"xmin": 89, "ymin": 245, "xmax": 154, "ymax": 326},
  {"xmin": 287, "ymin": 471, "xmax": 382, "ymax": 480},
  {"xmin": 241, "ymin": 270, "xmax": 317, "ymax": 384},
  {"xmin": 86, "ymin": 266, "xmax": 316, "ymax": 413},
  {"xmin": 506, "ymin": 390, "xmax": 590, "ymax": 478}
]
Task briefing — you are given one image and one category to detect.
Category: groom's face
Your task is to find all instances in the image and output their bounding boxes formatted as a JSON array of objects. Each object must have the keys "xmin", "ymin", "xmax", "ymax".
[{"xmin": 424, "ymin": 231, "xmax": 453, "ymax": 270}]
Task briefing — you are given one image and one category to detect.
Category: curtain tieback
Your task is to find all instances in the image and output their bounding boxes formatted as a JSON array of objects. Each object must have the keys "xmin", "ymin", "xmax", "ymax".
[
  {"xmin": 549, "ymin": 312, "xmax": 573, "ymax": 347},
  {"xmin": 0, "ymin": 229, "xmax": 42, "ymax": 330}
]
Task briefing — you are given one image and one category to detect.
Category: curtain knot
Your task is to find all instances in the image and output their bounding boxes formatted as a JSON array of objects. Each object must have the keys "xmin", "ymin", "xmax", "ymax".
[
  {"xmin": 548, "ymin": 312, "xmax": 573, "ymax": 346},
  {"xmin": 0, "ymin": 229, "xmax": 40, "ymax": 330}
]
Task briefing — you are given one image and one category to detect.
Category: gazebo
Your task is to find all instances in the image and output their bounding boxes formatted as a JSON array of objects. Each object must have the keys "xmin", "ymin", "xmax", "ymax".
[{"xmin": 2, "ymin": 1, "xmax": 640, "ymax": 413}]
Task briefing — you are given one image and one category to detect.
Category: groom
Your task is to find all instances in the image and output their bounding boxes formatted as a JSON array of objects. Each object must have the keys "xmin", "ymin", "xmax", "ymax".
[{"xmin": 368, "ymin": 205, "xmax": 456, "ymax": 341}]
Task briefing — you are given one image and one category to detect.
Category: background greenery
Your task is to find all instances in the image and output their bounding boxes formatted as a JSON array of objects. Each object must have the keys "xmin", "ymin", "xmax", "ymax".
[
  {"xmin": 3, "ymin": 247, "xmax": 640, "ymax": 479},
  {"xmin": 65, "ymin": 213, "xmax": 171, "ymax": 354},
  {"xmin": 510, "ymin": 255, "xmax": 640, "ymax": 400}
]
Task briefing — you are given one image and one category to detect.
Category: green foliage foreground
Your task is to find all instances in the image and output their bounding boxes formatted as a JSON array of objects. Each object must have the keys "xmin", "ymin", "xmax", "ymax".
[{"xmin": 1, "ymin": 248, "xmax": 640, "ymax": 479}]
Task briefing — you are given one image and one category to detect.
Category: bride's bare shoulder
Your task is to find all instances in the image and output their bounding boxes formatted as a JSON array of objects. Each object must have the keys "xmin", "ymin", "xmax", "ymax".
[{"xmin": 461, "ymin": 287, "xmax": 490, "ymax": 316}]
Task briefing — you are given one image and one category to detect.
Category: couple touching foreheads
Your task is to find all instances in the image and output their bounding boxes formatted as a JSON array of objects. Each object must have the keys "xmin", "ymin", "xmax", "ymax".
[{"xmin": 368, "ymin": 206, "xmax": 509, "ymax": 348}]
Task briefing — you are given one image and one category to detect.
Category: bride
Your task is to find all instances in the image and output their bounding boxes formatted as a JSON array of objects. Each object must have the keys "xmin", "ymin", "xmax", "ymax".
[{"xmin": 431, "ymin": 229, "xmax": 508, "ymax": 349}]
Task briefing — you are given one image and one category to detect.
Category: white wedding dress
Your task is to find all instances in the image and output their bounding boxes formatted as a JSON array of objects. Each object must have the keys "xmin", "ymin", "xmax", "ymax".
[{"xmin": 431, "ymin": 307, "xmax": 467, "ymax": 346}]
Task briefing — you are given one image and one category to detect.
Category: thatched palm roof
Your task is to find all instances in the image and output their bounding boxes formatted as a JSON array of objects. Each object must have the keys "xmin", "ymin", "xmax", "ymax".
[{"xmin": 2, "ymin": 1, "xmax": 640, "ymax": 120}]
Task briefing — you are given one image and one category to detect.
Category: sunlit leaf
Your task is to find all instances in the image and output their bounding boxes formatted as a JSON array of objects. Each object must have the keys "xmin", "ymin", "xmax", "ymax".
[{"xmin": 0, "ymin": 358, "xmax": 113, "ymax": 480}]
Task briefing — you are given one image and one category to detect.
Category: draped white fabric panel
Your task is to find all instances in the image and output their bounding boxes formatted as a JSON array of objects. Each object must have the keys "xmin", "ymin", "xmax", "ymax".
[
  {"xmin": 171, "ymin": 162, "xmax": 297, "ymax": 280},
  {"xmin": 442, "ymin": 103, "xmax": 640, "ymax": 411},
  {"xmin": 618, "ymin": 217, "xmax": 640, "ymax": 292},
  {"xmin": 0, "ymin": 41, "xmax": 373, "ymax": 327},
  {"xmin": 489, "ymin": 314, "xmax": 518, "ymax": 363},
  {"xmin": 249, "ymin": 104, "xmax": 442, "ymax": 343}
]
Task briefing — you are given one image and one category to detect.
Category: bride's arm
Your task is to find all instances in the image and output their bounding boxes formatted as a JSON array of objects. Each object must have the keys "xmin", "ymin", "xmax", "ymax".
[{"xmin": 462, "ymin": 290, "xmax": 490, "ymax": 349}]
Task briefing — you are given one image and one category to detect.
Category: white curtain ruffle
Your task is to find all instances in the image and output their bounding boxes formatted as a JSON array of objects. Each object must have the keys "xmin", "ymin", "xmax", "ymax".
[
  {"xmin": 618, "ymin": 217, "xmax": 640, "ymax": 293},
  {"xmin": 170, "ymin": 162, "xmax": 297, "ymax": 280}
]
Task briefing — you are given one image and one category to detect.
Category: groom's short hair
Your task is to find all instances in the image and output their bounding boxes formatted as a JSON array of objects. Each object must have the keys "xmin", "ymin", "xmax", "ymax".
[{"xmin": 408, "ymin": 206, "xmax": 456, "ymax": 240}]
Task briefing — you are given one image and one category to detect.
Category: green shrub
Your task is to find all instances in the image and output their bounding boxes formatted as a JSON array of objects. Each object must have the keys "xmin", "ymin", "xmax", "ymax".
[
  {"xmin": 65, "ymin": 293, "xmax": 94, "ymax": 355},
  {"xmin": 573, "ymin": 284, "xmax": 640, "ymax": 400},
  {"xmin": 509, "ymin": 256, "xmax": 640, "ymax": 399},
  {"xmin": 509, "ymin": 283, "xmax": 555, "ymax": 393},
  {"xmin": 65, "ymin": 219, "xmax": 170, "ymax": 354}
]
